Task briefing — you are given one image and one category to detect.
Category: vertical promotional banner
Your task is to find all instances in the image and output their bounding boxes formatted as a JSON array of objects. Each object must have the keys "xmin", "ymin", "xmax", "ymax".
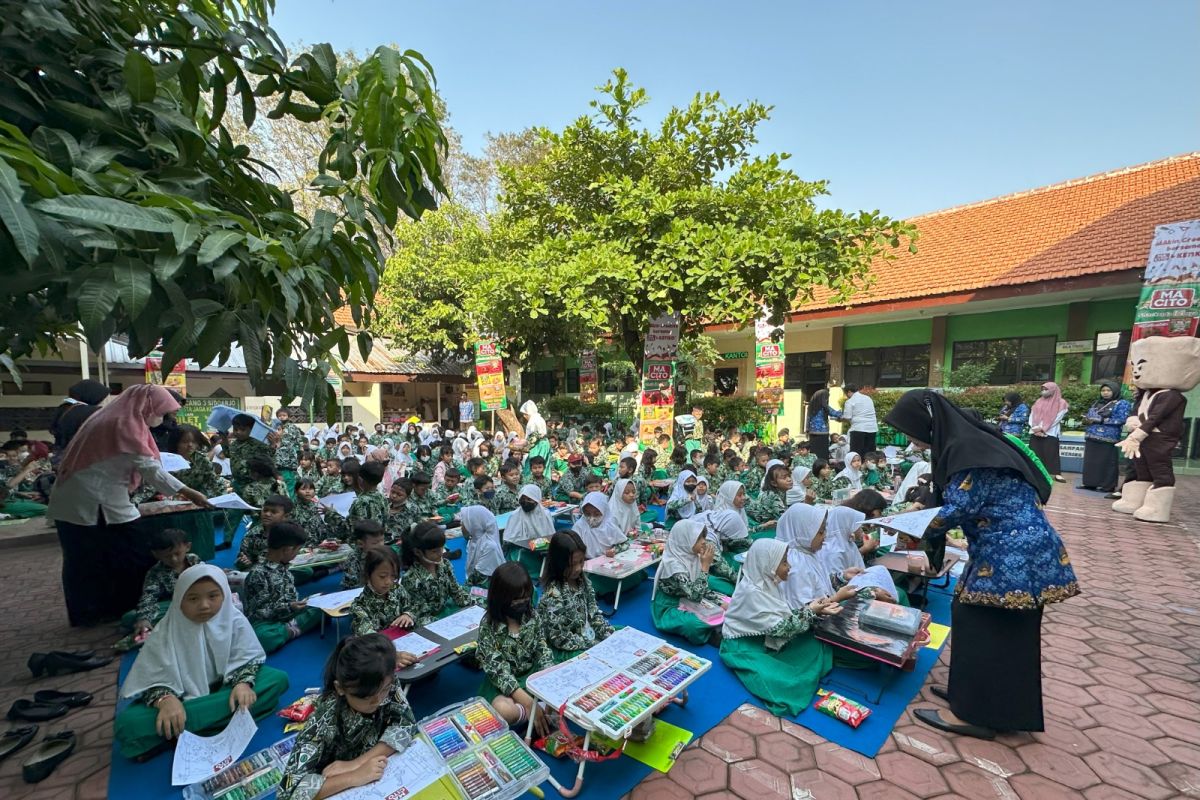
[
  {"xmin": 640, "ymin": 314, "xmax": 681, "ymax": 446},
  {"xmin": 1133, "ymin": 218, "xmax": 1200, "ymax": 341},
  {"xmin": 145, "ymin": 352, "xmax": 187, "ymax": 396},
  {"xmin": 474, "ymin": 340, "xmax": 509, "ymax": 411},
  {"xmin": 754, "ymin": 317, "xmax": 785, "ymax": 415},
  {"xmin": 579, "ymin": 350, "xmax": 599, "ymax": 404}
]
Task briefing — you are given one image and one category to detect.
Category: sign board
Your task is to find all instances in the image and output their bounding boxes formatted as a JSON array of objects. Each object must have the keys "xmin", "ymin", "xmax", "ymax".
[
  {"xmin": 754, "ymin": 316, "xmax": 785, "ymax": 415},
  {"xmin": 145, "ymin": 352, "xmax": 187, "ymax": 396},
  {"xmin": 719, "ymin": 351, "xmax": 748, "ymax": 361},
  {"xmin": 579, "ymin": 350, "xmax": 598, "ymax": 404},
  {"xmin": 1054, "ymin": 340, "xmax": 1093, "ymax": 355},
  {"xmin": 176, "ymin": 397, "xmax": 242, "ymax": 431},
  {"xmin": 639, "ymin": 315, "xmax": 681, "ymax": 446},
  {"xmin": 643, "ymin": 314, "xmax": 681, "ymax": 361},
  {"xmin": 474, "ymin": 340, "xmax": 508, "ymax": 411},
  {"xmin": 1133, "ymin": 218, "xmax": 1200, "ymax": 341}
]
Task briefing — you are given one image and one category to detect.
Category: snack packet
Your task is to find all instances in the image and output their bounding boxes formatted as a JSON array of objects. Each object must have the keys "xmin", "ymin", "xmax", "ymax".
[{"xmin": 813, "ymin": 689, "xmax": 871, "ymax": 728}]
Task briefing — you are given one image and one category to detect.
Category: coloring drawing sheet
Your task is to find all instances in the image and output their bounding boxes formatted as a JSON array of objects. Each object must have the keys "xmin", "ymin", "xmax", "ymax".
[
  {"xmin": 318, "ymin": 491, "xmax": 356, "ymax": 518},
  {"xmin": 422, "ymin": 605, "xmax": 485, "ymax": 640},
  {"xmin": 171, "ymin": 708, "xmax": 257, "ymax": 786},
  {"xmin": 305, "ymin": 587, "xmax": 364, "ymax": 611},
  {"xmin": 327, "ymin": 739, "xmax": 446, "ymax": 800},
  {"xmin": 391, "ymin": 631, "xmax": 440, "ymax": 658},
  {"xmin": 584, "ymin": 627, "xmax": 664, "ymax": 670},
  {"xmin": 527, "ymin": 654, "xmax": 618, "ymax": 710},
  {"xmin": 160, "ymin": 452, "xmax": 190, "ymax": 472},
  {"xmin": 871, "ymin": 506, "xmax": 942, "ymax": 540}
]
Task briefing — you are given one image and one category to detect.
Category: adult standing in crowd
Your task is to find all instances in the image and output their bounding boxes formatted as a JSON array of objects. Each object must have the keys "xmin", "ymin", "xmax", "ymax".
[
  {"xmin": 835, "ymin": 384, "xmax": 878, "ymax": 455},
  {"xmin": 885, "ymin": 389, "xmax": 1079, "ymax": 739},
  {"xmin": 47, "ymin": 384, "xmax": 212, "ymax": 627},
  {"xmin": 1028, "ymin": 381, "xmax": 1069, "ymax": 484},
  {"xmin": 458, "ymin": 391, "xmax": 475, "ymax": 429},
  {"xmin": 49, "ymin": 379, "xmax": 110, "ymax": 453},
  {"xmin": 805, "ymin": 388, "xmax": 832, "ymax": 460},
  {"xmin": 1080, "ymin": 380, "xmax": 1130, "ymax": 494}
]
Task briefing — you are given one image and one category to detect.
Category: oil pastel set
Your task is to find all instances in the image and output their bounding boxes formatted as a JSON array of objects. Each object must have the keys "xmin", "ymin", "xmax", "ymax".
[
  {"xmin": 418, "ymin": 698, "xmax": 549, "ymax": 799},
  {"xmin": 182, "ymin": 736, "xmax": 295, "ymax": 800}
]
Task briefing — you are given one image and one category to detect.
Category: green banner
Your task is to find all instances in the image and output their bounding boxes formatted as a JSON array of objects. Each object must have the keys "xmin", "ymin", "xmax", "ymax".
[{"xmin": 177, "ymin": 397, "xmax": 242, "ymax": 430}]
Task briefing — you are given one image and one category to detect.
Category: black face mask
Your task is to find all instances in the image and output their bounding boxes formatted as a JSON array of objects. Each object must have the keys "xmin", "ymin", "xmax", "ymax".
[
  {"xmin": 506, "ymin": 599, "xmax": 532, "ymax": 620},
  {"xmin": 684, "ymin": 483, "xmax": 697, "ymax": 494},
  {"xmin": 519, "ymin": 500, "xmax": 538, "ymax": 512}
]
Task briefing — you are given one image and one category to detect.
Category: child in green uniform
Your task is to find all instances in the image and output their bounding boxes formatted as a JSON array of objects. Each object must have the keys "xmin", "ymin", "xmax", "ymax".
[
  {"xmin": 526, "ymin": 456, "xmax": 554, "ymax": 498},
  {"xmin": 240, "ymin": 457, "xmax": 288, "ymax": 508},
  {"xmin": 477, "ymin": 562, "xmax": 554, "ymax": 735},
  {"xmin": 791, "ymin": 442, "xmax": 816, "ymax": 470},
  {"xmin": 491, "ymin": 461, "xmax": 523, "ymax": 514},
  {"xmin": 277, "ymin": 634, "xmax": 419, "ymax": 800},
  {"xmin": 651, "ymin": 519, "xmax": 725, "ymax": 646},
  {"xmin": 342, "ymin": 520, "xmax": 386, "ymax": 589},
  {"xmin": 243, "ymin": 522, "xmax": 323, "ymax": 653},
  {"xmin": 861, "ymin": 451, "xmax": 888, "ymax": 490},
  {"xmin": 719, "ymin": 537, "xmax": 838, "ymax": 717},
  {"xmin": 292, "ymin": 479, "xmax": 330, "ymax": 546},
  {"xmin": 555, "ymin": 453, "xmax": 589, "ymax": 502},
  {"xmin": 236, "ymin": 495, "xmax": 291, "ymax": 570},
  {"xmin": 115, "ymin": 565, "xmax": 288, "ymax": 760},
  {"xmin": 385, "ymin": 480, "xmax": 420, "ymax": 542},
  {"xmin": 399, "ymin": 522, "xmax": 477, "ymax": 624},
  {"xmin": 227, "ymin": 414, "xmax": 275, "ymax": 494},
  {"xmin": 538, "ymin": 531, "xmax": 616, "ymax": 662},
  {"xmin": 405, "ymin": 472, "xmax": 442, "ymax": 524},
  {"xmin": 348, "ymin": 548, "xmax": 421, "ymax": 670},
  {"xmin": 127, "ymin": 527, "xmax": 202, "ymax": 634},
  {"xmin": 809, "ymin": 460, "xmax": 836, "ymax": 503},
  {"xmin": 314, "ymin": 458, "xmax": 344, "ymax": 498},
  {"xmin": 746, "ymin": 463, "xmax": 792, "ymax": 533}
]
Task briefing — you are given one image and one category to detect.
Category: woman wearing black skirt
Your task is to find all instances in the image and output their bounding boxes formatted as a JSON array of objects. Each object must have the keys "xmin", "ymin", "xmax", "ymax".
[
  {"xmin": 885, "ymin": 390, "xmax": 1080, "ymax": 738},
  {"xmin": 805, "ymin": 389, "xmax": 832, "ymax": 461},
  {"xmin": 1079, "ymin": 380, "xmax": 1131, "ymax": 493}
]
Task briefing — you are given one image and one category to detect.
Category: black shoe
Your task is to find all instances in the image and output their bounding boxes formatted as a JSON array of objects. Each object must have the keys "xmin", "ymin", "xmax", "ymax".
[
  {"xmin": 913, "ymin": 708, "xmax": 995, "ymax": 740},
  {"xmin": 49, "ymin": 650, "xmax": 96, "ymax": 660},
  {"xmin": 28, "ymin": 652, "xmax": 113, "ymax": 678},
  {"xmin": 444, "ymin": 548, "xmax": 462, "ymax": 560},
  {"xmin": 1104, "ymin": 492, "xmax": 1122, "ymax": 500},
  {"xmin": 7, "ymin": 700, "xmax": 69, "ymax": 723},
  {"xmin": 0, "ymin": 726, "xmax": 38, "ymax": 762},
  {"xmin": 33, "ymin": 691, "xmax": 93, "ymax": 709},
  {"xmin": 930, "ymin": 685, "xmax": 949, "ymax": 701},
  {"xmin": 22, "ymin": 731, "xmax": 76, "ymax": 783},
  {"xmin": 1077, "ymin": 484, "xmax": 1095, "ymax": 491}
]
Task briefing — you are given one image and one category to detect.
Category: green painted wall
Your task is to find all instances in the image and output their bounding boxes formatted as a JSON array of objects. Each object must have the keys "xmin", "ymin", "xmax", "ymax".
[{"xmin": 844, "ymin": 319, "xmax": 932, "ymax": 350}]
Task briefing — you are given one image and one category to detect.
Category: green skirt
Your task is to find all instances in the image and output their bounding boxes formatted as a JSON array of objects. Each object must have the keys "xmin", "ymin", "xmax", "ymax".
[
  {"xmin": 479, "ymin": 671, "xmax": 532, "ymax": 704},
  {"xmin": 251, "ymin": 607, "xmax": 322, "ymax": 654},
  {"xmin": 0, "ymin": 499, "xmax": 46, "ymax": 518},
  {"xmin": 505, "ymin": 545, "xmax": 546, "ymax": 581},
  {"xmin": 719, "ymin": 634, "xmax": 833, "ymax": 717},
  {"xmin": 114, "ymin": 666, "xmax": 289, "ymax": 759},
  {"xmin": 651, "ymin": 591, "xmax": 716, "ymax": 647},
  {"xmin": 707, "ymin": 574, "xmax": 736, "ymax": 596},
  {"xmin": 750, "ymin": 526, "xmax": 775, "ymax": 542},
  {"xmin": 142, "ymin": 510, "xmax": 216, "ymax": 560}
]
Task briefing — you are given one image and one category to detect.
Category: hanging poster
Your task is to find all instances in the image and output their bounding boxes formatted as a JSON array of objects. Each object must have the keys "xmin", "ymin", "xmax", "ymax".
[
  {"xmin": 474, "ymin": 340, "xmax": 508, "ymax": 411},
  {"xmin": 145, "ymin": 352, "xmax": 187, "ymax": 397},
  {"xmin": 639, "ymin": 314, "xmax": 682, "ymax": 447},
  {"xmin": 579, "ymin": 350, "xmax": 599, "ymax": 404},
  {"xmin": 1133, "ymin": 218, "xmax": 1200, "ymax": 341},
  {"xmin": 754, "ymin": 318, "xmax": 785, "ymax": 414}
]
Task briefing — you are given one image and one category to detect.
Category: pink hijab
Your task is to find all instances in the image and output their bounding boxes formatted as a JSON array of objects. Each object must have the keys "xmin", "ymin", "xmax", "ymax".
[
  {"xmin": 57, "ymin": 384, "xmax": 180, "ymax": 488},
  {"xmin": 1030, "ymin": 381, "xmax": 1068, "ymax": 431}
]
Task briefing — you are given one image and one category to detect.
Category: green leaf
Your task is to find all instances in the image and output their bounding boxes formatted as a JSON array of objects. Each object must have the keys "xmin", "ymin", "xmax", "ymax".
[
  {"xmin": 112, "ymin": 259, "xmax": 152, "ymax": 316},
  {"xmin": 171, "ymin": 220, "xmax": 202, "ymax": 252},
  {"xmin": 30, "ymin": 127, "xmax": 79, "ymax": 171},
  {"xmin": 197, "ymin": 230, "xmax": 242, "ymax": 264},
  {"xmin": 77, "ymin": 273, "xmax": 120, "ymax": 336},
  {"xmin": 123, "ymin": 51, "xmax": 157, "ymax": 103},
  {"xmin": 0, "ymin": 158, "xmax": 40, "ymax": 264},
  {"xmin": 35, "ymin": 195, "xmax": 175, "ymax": 232}
]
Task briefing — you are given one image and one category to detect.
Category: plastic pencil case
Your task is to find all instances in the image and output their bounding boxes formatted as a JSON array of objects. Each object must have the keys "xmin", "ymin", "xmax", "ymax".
[
  {"xmin": 182, "ymin": 735, "xmax": 296, "ymax": 800},
  {"xmin": 418, "ymin": 696, "xmax": 549, "ymax": 800}
]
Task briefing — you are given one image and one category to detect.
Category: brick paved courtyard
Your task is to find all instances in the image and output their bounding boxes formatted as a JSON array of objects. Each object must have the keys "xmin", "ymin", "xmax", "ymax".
[{"xmin": 2, "ymin": 477, "xmax": 1198, "ymax": 800}]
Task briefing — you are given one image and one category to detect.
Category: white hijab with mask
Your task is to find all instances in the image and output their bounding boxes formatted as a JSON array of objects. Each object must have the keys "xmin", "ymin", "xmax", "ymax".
[
  {"xmin": 503, "ymin": 484, "xmax": 555, "ymax": 544},
  {"xmin": 722, "ymin": 539, "xmax": 794, "ymax": 640},
  {"xmin": 786, "ymin": 465, "xmax": 812, "ymax": 506},
  {"xmin": 608, "ymin": 478, "xmax": 641, "ymax": 533},
  {"xmin": 835, "ymin": 452, "xmax": 862, "ymax": 489},
  {"xmin": 774, "ymin": 503, "xmax": 834, "ymax": 607},
  {"xmin": 819, "ymin": 506, "xmax": 867, "ymax": 576},
  {"xmin": 121, "ymin": 565, "xmax": 264, "ymax": 701},
  {"xmin": 572, "ymin": 491, "xmax": 628, "ymax": 558},
  {"xmin": 694, "ymin": 475, "xmax": 714, "ymax": 512},
  {"xmin": 459, "ymin": 505, "xmax": 505, "ymax": 578},
  {"xmin": 666, "ymin": 470, "xmax": 699, "ymax": 519}
]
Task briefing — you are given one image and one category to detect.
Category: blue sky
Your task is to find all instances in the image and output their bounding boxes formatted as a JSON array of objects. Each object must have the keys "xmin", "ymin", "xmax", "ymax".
[{"xmin": 272, "ymin": 0, "xmax": 1199, "ymax": 219}]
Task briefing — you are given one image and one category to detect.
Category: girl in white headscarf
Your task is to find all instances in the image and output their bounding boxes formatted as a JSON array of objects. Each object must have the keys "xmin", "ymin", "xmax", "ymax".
[
  {"xmin": 115, "ymin": 565, "xmax": 289, "ymax": 759},
  {"xmin": 705, "ymin": 480, "xmax": 752, "ymax": 553},
  {"xmin": 459, "ymin": 505, "xmax": 505, "ymax": 587},
  {"xmin": 651, "ymin": 519, "xmax": 724, "ymax": 646},
  {"xmin": 832, "ymin": 452, "xmax": 863, "ymax": 492},
  {"xmin": 609, "ymin": 478, "xmax": 642, "ymax": 534},
  {"xmin": 819, "ymin": 506, "xmax": 868, "ymax": 577},
  {"xmin": 573, "ymin": 491, "xmax": 643, "ymax": 596},
  {"xmin": 666, "ymin": 470, "xmax": 699, "ymax": 521},
  {"xmin": 694, "ymin": 475, "xmax": 714, "ymax": 513},
  {"xmin": 502, "ymin": 484, "xmax": 557, "ymax": 579},
  {"xmin": 893, "ymin": 460, "xmax": 931, "ymax": 509},
  {"xmin": 786, "ymin": 465, "xmax": 813, "ymax": 506},
  {"xmin": 718, "ymin": 539, "xmax": 839, "ymax": 716},
  {"xmin": 452, "ymin": 433, "xmax": 470, "ymax": 464}
]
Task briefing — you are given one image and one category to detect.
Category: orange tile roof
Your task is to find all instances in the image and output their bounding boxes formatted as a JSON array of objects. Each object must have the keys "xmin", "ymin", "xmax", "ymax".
[{"xmin": 796, "ymin": 152, "xmax": 1200, "ymax": 315}]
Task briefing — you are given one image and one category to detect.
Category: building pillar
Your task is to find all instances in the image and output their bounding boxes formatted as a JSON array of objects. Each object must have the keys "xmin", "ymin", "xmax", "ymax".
[
  {"xmin": 828, "ymin": 326, "xmax": 845, "ymax": 386},
  {"xmin": 1066, "ymin": 302, "xmax": 1090, "ymax": 340},
  {"xmin": 930, "ymin": 316, "xmax": 948, "ymax": 387}
]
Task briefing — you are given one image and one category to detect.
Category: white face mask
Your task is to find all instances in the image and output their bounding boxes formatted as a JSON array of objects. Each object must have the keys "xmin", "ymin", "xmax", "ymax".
[{"xmin": 585, "ymin": 515, "xmax": 603, "ymax": 528}]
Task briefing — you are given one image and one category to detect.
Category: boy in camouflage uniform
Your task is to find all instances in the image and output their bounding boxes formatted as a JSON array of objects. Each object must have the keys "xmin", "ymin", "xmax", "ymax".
[
  {"xmin": 228, "ymin": 414, "xmax": 276, "ymax": 493},
  {"xmin": 243, "ymin": 522, "xmax": 322, "ymax": 652}
]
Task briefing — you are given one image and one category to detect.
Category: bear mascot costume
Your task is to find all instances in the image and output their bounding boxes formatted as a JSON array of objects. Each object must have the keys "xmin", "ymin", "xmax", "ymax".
[{"xmin": 1112, "ymin": 335, "xmax": 1200, "ymax": 523}]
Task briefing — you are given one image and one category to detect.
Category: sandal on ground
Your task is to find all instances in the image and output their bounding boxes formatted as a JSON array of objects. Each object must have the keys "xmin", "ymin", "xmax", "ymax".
[
  {"xmin": 21, "ymin": 731, "xmax": 76, "ymax": 783},
  {"xmin": 929, "ymin": 685, "xmax": 949, "ymax": 701},
  {"xmin": 0, "ymin": 726, "xmax": 38, "ymax": 762},
  {"xmin": 913, "ymin": 708, "xmax": 995, "ymax": 740}
]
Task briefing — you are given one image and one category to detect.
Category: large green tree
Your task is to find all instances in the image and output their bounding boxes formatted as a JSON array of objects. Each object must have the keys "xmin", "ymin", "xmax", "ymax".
[
  {"xmin": 377, "ymin": 69, "xmax": 915, "ymax": 372},
  {"xmin": 0, "ymin": 0, "xmax": 447, "ymax": 413}
]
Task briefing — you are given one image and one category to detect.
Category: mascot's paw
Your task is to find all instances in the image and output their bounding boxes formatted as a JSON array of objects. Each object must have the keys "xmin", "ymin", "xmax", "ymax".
[
  {"xmin": 1112, "ymin": 481, "xmax": 1152, "ymax": 514},
  {"xmin": 1116, "ymin": 438, "xmax": 1142, "ymax": 459},
  {"xmin": 1133, "ymin": 486, "xmax": 1175, "ymax": 523}
]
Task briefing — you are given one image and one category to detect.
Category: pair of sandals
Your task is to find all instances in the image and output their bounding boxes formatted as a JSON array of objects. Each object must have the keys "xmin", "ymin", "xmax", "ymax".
[
  {"xmin": 0, "ymin": 727, "xmax": 76, "ymax": 783},
  {"xmin": 913, "ymin": 686, "xmax": 995, "ymax": 740}
]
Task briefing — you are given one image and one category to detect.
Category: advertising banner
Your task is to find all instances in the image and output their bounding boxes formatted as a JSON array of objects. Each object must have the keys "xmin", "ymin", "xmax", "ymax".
[
  {"xmin": 579, "ymin": 350, "xmax": 598, "ymax": 404},
  {"xmin": 176, "ymin": 398, "xmax": 242, "ymax": 430},
  {"xmin": 754, "ymin": 317, "xmax": 785, "ymax": 415},
  {"xmin": 639, "ymin": 313, "xmax": 682, "ymax": 446},
  {"xmin": 474, "ymin": 340, "xmax": 508, "ymax": 411},
  {"xmin": 1133, "ymin": 218, "xmax": 1200, "ymax": 341},
  {"xmin": 145, "ymin": 352, "xmax": 187, "ymax": 396}
]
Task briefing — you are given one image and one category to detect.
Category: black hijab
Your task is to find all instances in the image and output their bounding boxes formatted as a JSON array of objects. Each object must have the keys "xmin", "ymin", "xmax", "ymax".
[
  {"xmin": 885, "ymin": 389, "xmax": 1052, "ymax": 504},
  {"xmin": 807, "ymin": 389, "xmax": 830, "ymax": 423}
]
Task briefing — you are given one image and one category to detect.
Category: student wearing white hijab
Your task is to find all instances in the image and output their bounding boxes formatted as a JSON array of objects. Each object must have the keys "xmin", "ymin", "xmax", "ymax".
[
  {"xmin": 759, "ymin": 459, "xmax": 785, "ymax": 493},
  {"xmin": 114, "ymin": 565, "xmax": 289, "ymax": 759},
  {"xmin": 666, "ymin": 470, "xmax": 700, "ymax": 520},
  {"xmin": 694, "ymin": 475, "xmax": 714, "ymax": 512},
  {"xmin": 459, "ymin": 505, "xmax": 505, "ymax": 587},
  {"xmin": 832, "ymin": 452, "xmax": 863, "ymax": 492},
  {"xmin": 609, "ymin": 478, "xmax": 642, "ymax": 534},
  {"xmin": 894, "ymin": 460, "xmax": 931, "ymax": 507},
  {"xmin": 773, "ymin": 504, "xmax": 865, "ymax": 607},
  {"xmin": 501, "ymin": 484, "xmax": 557, "ymax": 579},
  {"xmin": 651, "ymin": 519, "xmax": 724, "ymax": 646},
  {"xmin": 718, "ymin": 539, "xmax": 838, "ymax": 716},
  {"xmin": 786, "ymin": 465, "xmax": 813, "ymax": 506},
  {"xmin": 819, "ymin": 506, "xmax": 868, "ymax": 577},
  {"xmin": 705, "ymin": 480, "xmax": 752, "ymax": 553},
  {"xmin": 573, "ymin": 491, "xmax": 644, "ymax": 596},
  {"xmin": 452, "ymin": 433, "xmax": 470, "ymax": 463}
]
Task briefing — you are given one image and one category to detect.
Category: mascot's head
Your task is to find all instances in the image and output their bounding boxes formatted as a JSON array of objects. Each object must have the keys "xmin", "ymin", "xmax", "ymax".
[{"xmin": 1129, "ymin": 336, "xmax": 1200, "ymax": 391}]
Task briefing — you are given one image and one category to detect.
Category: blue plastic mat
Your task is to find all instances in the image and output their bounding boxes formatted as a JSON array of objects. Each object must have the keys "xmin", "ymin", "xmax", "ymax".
[{"xmin": 108, "ymin": 520, "xmax": 949, "ymax": 798}]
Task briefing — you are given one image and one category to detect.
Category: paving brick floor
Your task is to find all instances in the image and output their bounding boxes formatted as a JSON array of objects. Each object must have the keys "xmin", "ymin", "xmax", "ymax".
[{"xmin": 1, "ymin": 477, "xmax": 1198, "ymax": 799}]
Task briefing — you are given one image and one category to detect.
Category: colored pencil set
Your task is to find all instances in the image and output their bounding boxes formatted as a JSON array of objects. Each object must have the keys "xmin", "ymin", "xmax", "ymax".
[
  {"xmin": 197, "ymin": 737, "xmax": 295, "ymax": 800},
  {"xmin": 571, "ymin": 673, "xmax": 634, "ymax": 712}
]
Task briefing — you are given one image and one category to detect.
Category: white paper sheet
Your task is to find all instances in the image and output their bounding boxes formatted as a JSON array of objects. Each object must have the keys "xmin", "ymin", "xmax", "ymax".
[
  {"xmin": 214, "ymin": 457, "xmax": 232, "ymax": 476},
  {"xmin": 392, "ymin": 631, "xmax": 440, "ymax": 658},
  {"xmin": 207, "ymin": 493, "xmax": 258, "ymax": 511},
  {"xmin": 305, "ymin": 587, "xmax": 364, "ymax": 611},
  {"xmin": 871, "ymin": 506, "xmax": 943, "ymax": 540},
  {"xmin": 160, "ymin": 452, "xmax": 190, "ymax": 472},
  {"xmin": 584, "ymin": 627, "xmax": 664, "ymax": 670},
  {"xmin": 326, "ymin": 739, "xmax": 446, "ymax": 800},
  {"xmin": 318, "ymin": 491, "xmax": 356, "ymax": 518},
  {"xmin": 422, "ymin": 605, "xmax": 485, "ymax": 641},
  {"xmin": 171, "ymin": 708, "xmax": 257, "ymax": 786},
  {"xmin": 527, "ymin": 653, "xmax": 617, "ymax": 710}
]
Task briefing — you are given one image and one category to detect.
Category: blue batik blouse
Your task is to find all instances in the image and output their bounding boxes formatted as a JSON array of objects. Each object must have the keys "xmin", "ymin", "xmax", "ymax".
[
  {"xmin": 998, "ymin": 403, "xmax": 1029, "ymax": 436},
  {"xmin": 1084, "ymin": 399, "xmax": 1131, "ymax": 444},
  {"xmin": 808, "ymin": 409, "xmax": 829, "ymax": 434},
  {"xmin": 929, "ymin": 467, "xmax": 1079, "ymax": 610}
]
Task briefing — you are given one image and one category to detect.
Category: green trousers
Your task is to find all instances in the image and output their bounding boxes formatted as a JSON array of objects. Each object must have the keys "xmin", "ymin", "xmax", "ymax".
[
  {"xmin": 252, "ymin": 607, "xmax": 323, "ymax": 653},
  {"xmin": 0, "ymin": 499, "xmax": 47, "ymax": 518},
  {"xmin": 114, "ymin": 665, "xmax": 289, "ymax": 759},
  {"xmin": 120, "ymin": 600, "xmax": 170, "ymax": 632}
]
